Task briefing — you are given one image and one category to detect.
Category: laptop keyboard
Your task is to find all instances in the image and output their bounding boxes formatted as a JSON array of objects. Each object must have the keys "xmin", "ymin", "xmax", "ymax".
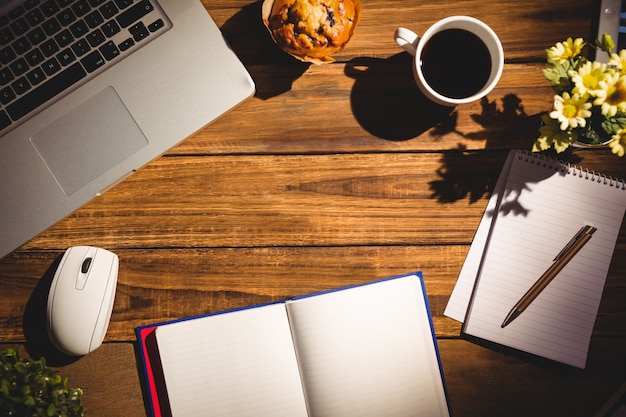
[{"xmin": 0, "ymin": 0, "xmax": 171, "ymax": 132}]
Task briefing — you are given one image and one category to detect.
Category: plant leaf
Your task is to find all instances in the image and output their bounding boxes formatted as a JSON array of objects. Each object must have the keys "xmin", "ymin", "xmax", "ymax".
[{"xmin": 602, "ymin": 115, "xmax": 626, "ymax": 135}]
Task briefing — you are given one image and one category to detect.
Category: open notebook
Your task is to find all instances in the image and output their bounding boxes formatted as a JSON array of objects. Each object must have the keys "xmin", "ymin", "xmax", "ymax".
[
  {"xmin": 136, "ymin": 272, "xmax": 450, "ymax": 417},
  {"xmin": 445, "ymin": 150, "xmax": 626, "ymax": 368}
]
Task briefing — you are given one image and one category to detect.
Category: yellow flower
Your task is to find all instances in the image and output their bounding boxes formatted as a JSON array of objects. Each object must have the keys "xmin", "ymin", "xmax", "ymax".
[
  {"xmin": 533, "ymin": 113, "xmax": 577, "ymax": 153},
  {"xmin": 549, "ymin": 92, "xmax": 592, "ymax": 130},
  {"xmin": 570, "ymin": 61, "xmax": 608, "ymax": 97},
  {"xmin": 547, "ymin": 37, "xmax": 585, "ymax": 64},
  {"xmin": 609, "ymin": 49, "xmax": 626, "ymax": 74},
  {"xmin": 595, "ymin": 72, "xmax": 626, "ymax": 116},
  {"xmin": 609, "ymin": 129, "xmax": 626, "ymax": 156}
]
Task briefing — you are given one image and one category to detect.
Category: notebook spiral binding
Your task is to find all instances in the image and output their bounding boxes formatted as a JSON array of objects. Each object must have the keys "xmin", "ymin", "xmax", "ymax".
[{"xmin": 517, "ymin": 149, "xmax": 626, "ymax": 190}]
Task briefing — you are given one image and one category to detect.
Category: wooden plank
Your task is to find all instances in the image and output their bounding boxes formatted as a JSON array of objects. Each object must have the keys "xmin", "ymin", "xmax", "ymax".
[
  {"xmin": 440, "ymin": 337, "xmax": 626, "ymax": 417},
  {"xmin": 2, "ymin": 337, "xmax": 624, "ymax": 417},
  {"xmin": 1, "ymin": 246, "xmax": 466, "ymax": 341},
  {"xmin": 16, "ymin": 151, "xmax": 504, "ymax": 250},
  {"xmin": 3, "ymin": 243, "xmax": 625, "ymax": 341},
  {"xmin": 174, "ymin": 62, "xmax": 555, "ymax": 154},
  {"xmin": 204, "ymin": 0, "xmax": 594, "ymax": 63},
  {"xmin": 0, "ymin": 344, "xmax": 146, "ymax": 417},
  {"xmin": 18, "ymin": 150, "xmax": 626, "ymax": 251}
]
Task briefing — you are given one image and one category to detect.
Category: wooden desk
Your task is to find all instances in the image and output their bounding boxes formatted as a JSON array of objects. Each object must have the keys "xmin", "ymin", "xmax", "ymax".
[{"xmin": 1, "ymin": 0, "xmax": 625, "ymax": 416}]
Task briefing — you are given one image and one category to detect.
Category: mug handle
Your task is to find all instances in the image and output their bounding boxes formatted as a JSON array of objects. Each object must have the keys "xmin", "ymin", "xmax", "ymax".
[{"xmin": 394, "ymin": 27, "xmax": 419, "ymax": 56}]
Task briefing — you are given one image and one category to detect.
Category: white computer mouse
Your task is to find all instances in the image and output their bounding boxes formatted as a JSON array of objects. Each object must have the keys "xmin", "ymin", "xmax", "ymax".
[{"xmin": 47, "ymin": 246, "xmax": 119, "ymax": 356}]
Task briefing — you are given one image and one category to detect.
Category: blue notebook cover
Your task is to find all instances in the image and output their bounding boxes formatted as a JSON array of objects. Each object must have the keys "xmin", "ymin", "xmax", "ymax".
[{"xmin": 135, "ymin": 271, "xmax": 450, "ymax": 417}]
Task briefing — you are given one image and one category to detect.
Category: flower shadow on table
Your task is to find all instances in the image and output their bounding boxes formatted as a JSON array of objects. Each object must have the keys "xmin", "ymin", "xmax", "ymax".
[
  {"xmin": 428, "ymin": 94, "xmax": 584, "ymax": 205},
  {"xmin": 345, "ymin": 54, "xmax": 456, "ymax": 141},
  {"xmin": 220, "ymin": 0, "xmax": 310, "ymax": 100},
  {"xmin": 345, "ymin": 52, "xmax": 559, "ymax": 204}
]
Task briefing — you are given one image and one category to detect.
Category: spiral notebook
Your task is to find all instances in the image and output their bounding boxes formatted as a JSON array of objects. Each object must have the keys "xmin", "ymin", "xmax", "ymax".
[{"xmin": 444, "ymin": 149, "xmax": 626, "ymax": 368}]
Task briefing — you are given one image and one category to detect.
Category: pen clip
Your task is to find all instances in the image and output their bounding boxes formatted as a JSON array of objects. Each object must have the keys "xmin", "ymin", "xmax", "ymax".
[{"xmin": 553, "ymin": 225, "xmax": 597, "ymax": 261}]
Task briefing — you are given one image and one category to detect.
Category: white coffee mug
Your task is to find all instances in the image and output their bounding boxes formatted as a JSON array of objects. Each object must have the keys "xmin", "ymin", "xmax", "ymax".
[{"xmin": 394, "ymin": 16, "xmax": 504, "ymax": 106}]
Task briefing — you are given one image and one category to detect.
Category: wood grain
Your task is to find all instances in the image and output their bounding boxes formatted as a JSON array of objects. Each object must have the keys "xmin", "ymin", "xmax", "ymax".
[
  {"xmin": 3, "ymin": 338, "xmax": 625, "ymax": 417},
  {"xmin": 1, "ymin": 0, "xmax": 625, "ymax": 416}
]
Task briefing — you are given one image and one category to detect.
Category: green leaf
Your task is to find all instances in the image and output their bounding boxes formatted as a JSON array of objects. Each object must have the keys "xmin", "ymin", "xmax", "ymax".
[
  {"xmin": 602, "ymin": 115, "xmax": 626, "ymax": 135},
  {"xmin": 599, "ymin": 33, "xmax": 615, "ymax": 53},
  {"xmin": 543, "ymin": 62, "xmax": 573, "ymax": 93},
  {"xmin": 0, "ymin": 350, "xmax": 84, "ymax": 417}
]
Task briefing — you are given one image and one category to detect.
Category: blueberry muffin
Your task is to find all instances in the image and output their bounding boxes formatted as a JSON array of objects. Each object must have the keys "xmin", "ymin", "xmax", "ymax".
[{"xmin": 264, "ymin": 0, "xmax": 361, "ymax": 62}]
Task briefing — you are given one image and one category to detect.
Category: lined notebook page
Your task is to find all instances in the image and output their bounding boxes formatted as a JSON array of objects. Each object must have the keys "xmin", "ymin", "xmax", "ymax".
[
  {"xmin": 461, "ymin": 150, "xmax": 626, "ymax": 368},
  {"xmin": 285, "ymin": 274, "xmax": 450, "ymax": 417},
  {"xmin": 155, "ymin": 303, "xmax": 308, "ymax": 417},
  {"xmin": 444, "ymin": 150, "xmax": 517, "ymax": 322}
]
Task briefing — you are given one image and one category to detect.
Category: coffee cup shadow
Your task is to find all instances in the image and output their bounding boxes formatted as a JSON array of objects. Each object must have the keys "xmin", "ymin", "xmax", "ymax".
[{"xmin": 345, "ymin": 54, "xmax": 456, "ymax": 141}]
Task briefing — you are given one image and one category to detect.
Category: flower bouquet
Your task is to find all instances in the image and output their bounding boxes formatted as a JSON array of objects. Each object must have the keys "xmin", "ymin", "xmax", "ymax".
[{"xmin": 533, "ymin": 34, "xmax": 626, "ymax": 156}]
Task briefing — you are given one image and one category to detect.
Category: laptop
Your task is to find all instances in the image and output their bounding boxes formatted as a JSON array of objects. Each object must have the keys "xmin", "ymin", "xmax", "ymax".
[{"xmin": 0, "ymin": 0, "xmax": 255, "ymax": 259}]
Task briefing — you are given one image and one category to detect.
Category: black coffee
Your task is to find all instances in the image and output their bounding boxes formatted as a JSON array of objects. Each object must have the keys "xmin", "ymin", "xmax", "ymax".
[{"xmin": 420, "ymin": 28, "xmax": 492, "ymax": 99}]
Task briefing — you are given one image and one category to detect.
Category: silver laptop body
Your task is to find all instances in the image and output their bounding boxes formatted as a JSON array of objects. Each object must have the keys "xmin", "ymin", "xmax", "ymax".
[{"xmin": 0, "ymin": 0, "xmax": 255, "ymax": 259}]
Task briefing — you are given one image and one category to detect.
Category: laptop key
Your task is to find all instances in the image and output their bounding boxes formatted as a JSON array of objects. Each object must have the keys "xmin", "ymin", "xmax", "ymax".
[
  {"xmin": 80, "ymin": 49, "xmax": 104, "ymax": 72},
  {"xmin": 11, "ymin": 77, "xmax": 30, "ymax": 95},
  {"xmin": 55, "ymin": 29, "xmax": 74, "ymax": 47},
  {"xmin": 117, "ymin": 37, "xmax": 133, "ymax": 51},
  {"xmin": 40, "ymin": 1, "xmax": 60, "ymax": 17},
  {"xmin": 0, "ymin": 28, "xmax": 14, "ymax": 45},
  {"xmin": 99, "ymin": 1, "xmax": 118, "ymax": 19},
  {"xmin": 86, "ymin": 28, "xmax": 105, "ymax": 47},
  {"xmin": 85, "ymin": 10, "xmax": 104, "ymax": 28},
  {"xmin": 72, "ymin": 0, "xmax": 91, "ymax": 17},
  {"xmin": 0, "ymin": 46, "xmax": 16, "ymax": 64},
  {"xmin": 24, "ymin": 0, "xmax": 42, "ymax": 10},
  {"xmin": 69, "ymin": 20, "xmax": 89, "ymax": 38},
  {"xmin": 25, "ymin": 48, "xmax": 44, "ymax": 66},
  {"xmin": 12, "ymin": 37, "xmax": 31, "ymax": 55},
  {"xmin": 101, "ymin": 20, "xmax": 120, "ymax": 37},
  {"xmin": 129, "ymin": 22, "xmax": 148, "ymax": 42},
  {"xmin": 42, "ymin": 57, "xmax": 61, "ymax": 75},
  {"xmin": 71, "ymin": 38, "xmax": 90, "ymax": 57},
  {"xmin": 0, "ymin": 86, "xmax": 15, "ymax": 104},
  {"xmin": 0, "ymin": 67, "xmax": 14, "ymax": 85},
  {"xmin": 25, "ymin": 9, "xmax": 45, "ymax": 26},
  {"xmin": 99, "ymin": 40, "xmax": 119, "ymax": 60},
  {"xmin": 26, "ymin": 67, "xmax": 46, "ymax": 85},
  {"xmin": 7, "ymin": 62, "xmax": 86, "ymax": 120},
  {"xmin": 114, "ymin": 0, "xmax": 134, "ymax": 10},
  {"xmin": 57, "ymin": 9, "xmax": 76, "ymax": 26},
  {"xmin": 10, "ymin": 18, "xmax": 30, "ymax": 37},
  {"xmin": 56, "ymin": 47, "xmax": 76, "ymax": 65},
  {"xmin": 148, "ymin": 19, "xmax": 163, "ymax": 32},
  {"xmin": 117, "ymin": 0, "xmax": 154, "ymax": 28},
  {"xmin": 0, "ymin": 109, "xmax": 11, "ymax": 130},
  {"xmin": 8, "ymin": 7, "xmax": 25, "ymax": 20},
  {"xmin": 42, "ymin": 18, "xmax": 61, "ymax": 36},
  {"xmin": 26, "ymin": 27, "xmax": 46, "ymax": 45},
  {"xmin": 57, "ymin": 0, "xmax": 75, "ymax": 7},
  {"xmin": 40, "ymin": 38, "xmax": 59, "ymax": 57},
  {"xmin": 9, "ymin": 58, "xmax": 29, "ymax": 76}
]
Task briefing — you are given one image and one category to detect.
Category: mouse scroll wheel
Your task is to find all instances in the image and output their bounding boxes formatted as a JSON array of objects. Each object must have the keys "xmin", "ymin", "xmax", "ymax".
[{"xmin": 81, "ymin": 257, "xmax": 93, "ymax": 274}]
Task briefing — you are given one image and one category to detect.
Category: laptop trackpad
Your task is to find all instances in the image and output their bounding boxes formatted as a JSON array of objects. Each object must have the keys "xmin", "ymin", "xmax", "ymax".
[{"xmin": 31, "ymin": 86, "xmax": 148, "ymax": 196}]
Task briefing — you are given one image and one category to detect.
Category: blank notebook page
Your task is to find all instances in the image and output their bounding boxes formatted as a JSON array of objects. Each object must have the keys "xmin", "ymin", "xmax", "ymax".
[
  {"xmin": 155, "ymin": 303, "xmax": 308, "ymax": 417},
  {"xmin": 286, "ymin": 275, "xmax": 450, "ymax": 417},
  {"xmin": 462, "ymin": 151, "xmax": 626, "ymax": 368}
]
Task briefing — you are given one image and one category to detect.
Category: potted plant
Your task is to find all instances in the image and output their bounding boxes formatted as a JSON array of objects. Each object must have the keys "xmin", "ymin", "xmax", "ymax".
[
  {"xmin": 533, "ymin": 34, "xmax": 626, "ymax": 156},
  {"xmin": 0, "ymin": 349, "xmax": 84, "ymax": 417}
]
